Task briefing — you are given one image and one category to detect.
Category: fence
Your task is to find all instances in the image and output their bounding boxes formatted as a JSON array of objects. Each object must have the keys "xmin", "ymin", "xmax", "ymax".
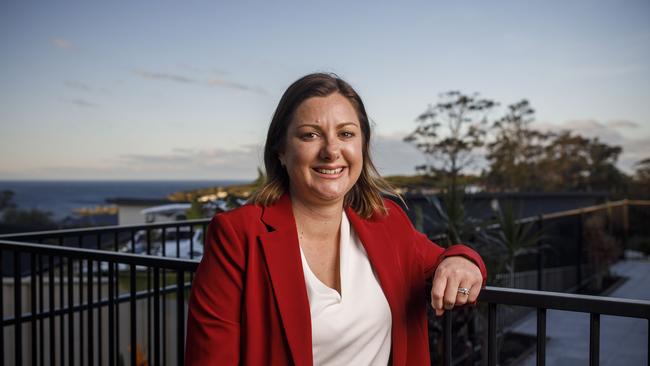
[{"xmin": 1, "ymin": 200, "xmax": 649, "ymax": 365}]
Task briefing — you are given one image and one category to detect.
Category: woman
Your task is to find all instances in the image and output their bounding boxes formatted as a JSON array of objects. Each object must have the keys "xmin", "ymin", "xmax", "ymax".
[{"xmin": 186, "ymin": 73, "xmax": 486, "ymax": 365}]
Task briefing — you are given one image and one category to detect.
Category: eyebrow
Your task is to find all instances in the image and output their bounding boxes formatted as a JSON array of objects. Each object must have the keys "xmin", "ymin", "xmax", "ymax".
[{"xmin": 295, "ymin": 122, "xmax": 359, "ymax": 129}]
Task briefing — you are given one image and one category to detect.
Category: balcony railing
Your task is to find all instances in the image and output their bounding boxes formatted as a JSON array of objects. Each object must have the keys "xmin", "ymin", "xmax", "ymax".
[{"xmin": 2, "ymin": 238, "xmax": 649, "ymax": 366}]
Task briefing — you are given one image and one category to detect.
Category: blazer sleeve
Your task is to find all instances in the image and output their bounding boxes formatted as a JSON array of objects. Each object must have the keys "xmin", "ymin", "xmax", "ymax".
[
  {"xmin": 387, "ymin": 199, "xmax": 487, "ymax": 286},
  {"xmin": 185, "ymin": 214, "xmax": 245, "ymax": 365}
]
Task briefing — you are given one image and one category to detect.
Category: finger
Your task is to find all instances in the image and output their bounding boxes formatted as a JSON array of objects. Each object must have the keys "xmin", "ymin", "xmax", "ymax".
[
  {"xmin": 443, "ymin": 276, "xmax": 460, "ymax": 310},
  {"xmin": 431, "ymin": 271, "xmax": 448, "ymax": 311},
  {"xmin": 468, "ymin": 282, "xmax": 481, "ymax": 304},
  {"xmin": 455, "ymin": 280, "xmax": 471, "ymax": 306},
  {"xmin": 435, "ymin": 308, "xmax": 444, "ymax": 317}
]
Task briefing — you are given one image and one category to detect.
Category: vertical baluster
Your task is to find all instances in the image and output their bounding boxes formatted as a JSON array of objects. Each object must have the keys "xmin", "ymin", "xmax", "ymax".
[
  {"xmin": 443, "ymin": 310, "xmax": 452, "ymax": 366},
  {"xmin": 38, "ymin": 254, "xmax": 44, "ymax": 366},
  {"xmin": 176, "ymin": 270, "xmax": 185, "ymax": 366},
  {"xmin": 108, "ymin": 259, "xmax": 115, "ymax": 366},
  {"xmin": 201, "ymin": 223, "xmax": 207, "ymax": 247},
  {"xmin": 15, "ymin": 251, "xmax": 23, "ymax": 366},
  {"xmin": 589, "ymin": 313, "xmax": 600, "ymax": 366},
  {"xmin": 147, "ymin": 229, "xmax": 152, "ymax": 363},
  {"xmin": 189, "ymin": 225, "xmax": 194, "ymax": 260},
  {"xmin": 30, "ymin": 253, "xmax": 37, "ymax": 366},
  {"xmin": 537, "ymin": 308, "xmax": 546, "ymax": 366},
  {"xmin": 488, "ymin": 303, "xmax": 497, "ymax": 366},
  {"xmin": 88, "ymin": 259, "xmax": 94, "ymax": 366},
  {"xmin": 48, "ymin": 255, "xmax": 55, "ymax": 366},
  {"xmin": 78, "ymin": 237, "xmax": 84, "ymax": 366},
  {"xmin": 130, "ymin": 264, "xmax": 136, "ymax": 366},
  {"xmin": 154, "ymin": 266, "xmax": 161, "ymax": 366},
  {"xmin": 114, "ymin": 231, "xmax": 120, "ymax": 366},
  {"xmin": 162, "ymin": 227, "xmax": 167, "ymax": 366},
  {"xmin": 59, "ymin": 237, "xmax": 65, "ymax": 366},
  {"xmin": 97, "ymin": 234, "xmax": 103, "ymax": 366},
  {"xmin": 67, "ymin": 258, "xmax": 74, "ymax": 366},
  {"xmin": 0, "ymin": 250, "xmax": 4, "ymax": 365},
  {"xmin": 175, "ymin": 226, "xmax": 180, "ymax": 258}
]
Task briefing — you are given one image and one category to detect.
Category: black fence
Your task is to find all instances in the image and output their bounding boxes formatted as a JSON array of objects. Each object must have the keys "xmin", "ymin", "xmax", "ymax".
[
  {"xmin": 2, "ymin": 238, "xmax": 649, "ymax": 366},
  {"xmin": 0, "ymin": 239, "xmax": 196, "ymax": 366},
  {"xmin": 1, "ymin": 199, "xmax": 649, "ymax": 365}
]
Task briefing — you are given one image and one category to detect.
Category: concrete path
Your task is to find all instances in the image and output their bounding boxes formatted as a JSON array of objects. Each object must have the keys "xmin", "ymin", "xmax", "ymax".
[{"xmin": 511, "ymin": 259, "xmax": 650, "ymax": 366}]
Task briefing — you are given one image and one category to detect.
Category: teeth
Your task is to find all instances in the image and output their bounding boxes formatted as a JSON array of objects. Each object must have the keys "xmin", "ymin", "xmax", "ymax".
[{"xmin": 315, "ymin": 167, "xmax": 343, "ymax": 174}]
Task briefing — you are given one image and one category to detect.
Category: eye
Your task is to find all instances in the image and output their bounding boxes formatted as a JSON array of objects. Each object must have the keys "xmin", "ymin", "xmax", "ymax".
[
  {"xmin": 300, "ymin": 132, "xmax": 319, "ymax": 140},
  {"xmin": 340, "ymin": 131, "xmax": 355, "ymax": 138}
]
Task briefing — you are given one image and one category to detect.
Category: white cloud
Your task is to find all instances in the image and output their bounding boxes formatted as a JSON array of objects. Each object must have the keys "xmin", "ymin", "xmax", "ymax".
[
  {"xmin": 135, "ymin": 70, "xmax": 196, "ymax": 84},
  {"xmin": 135, "ymin": 68, "xmax": 269, "ymax": 95},
  {"xmin": 606, "ymin": 120, "xmax": 639, "ymax": 129},
  {"xmin": 62, "ymin": 98, "xmax": 98, "ymax": 108}
]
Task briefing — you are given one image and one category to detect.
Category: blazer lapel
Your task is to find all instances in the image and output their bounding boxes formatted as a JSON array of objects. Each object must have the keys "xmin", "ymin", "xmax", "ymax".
[
  {"xmin": 346, "ymin": 207, "xmax": 406, "ymax": 366},
  {"xmin": 258, "ymin": 194, "xmax": 313, "ymax": 366}
]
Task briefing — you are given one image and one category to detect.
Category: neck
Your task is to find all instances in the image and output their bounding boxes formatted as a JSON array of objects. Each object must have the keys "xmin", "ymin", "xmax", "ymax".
[{"xmin": 290, "ymin": 194, "xmax": 344, "ymax": 241}]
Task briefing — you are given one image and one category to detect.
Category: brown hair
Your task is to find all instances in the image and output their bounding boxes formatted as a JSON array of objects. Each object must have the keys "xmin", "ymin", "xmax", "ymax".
[{"xmin": 252, "ymin": 72, "xmax": 399, "ymax": 218}]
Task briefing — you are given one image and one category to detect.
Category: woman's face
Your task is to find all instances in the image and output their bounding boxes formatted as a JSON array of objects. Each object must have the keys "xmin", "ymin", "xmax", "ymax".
[{"xmin": 279, "ymin": 92, "xmax": 363, "ymax": 207}]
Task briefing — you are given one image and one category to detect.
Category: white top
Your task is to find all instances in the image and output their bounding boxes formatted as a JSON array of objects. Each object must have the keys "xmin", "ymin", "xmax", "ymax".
[{"xmin": 299, "ymin": 212, "xmax": 392, "ymax": 366}]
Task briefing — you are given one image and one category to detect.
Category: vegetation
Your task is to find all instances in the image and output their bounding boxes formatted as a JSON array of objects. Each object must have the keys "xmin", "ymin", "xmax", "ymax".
[
  {"xmin": 0, "ymin": 190, "xmax": 57, "ymax": 231},
  {"xmin": 402, "ymin": 91, "xmax": 641, "ymax": 197},
  {"xmin": 404, "ymin": 91, "xmax": 497, "ymax": 190}
]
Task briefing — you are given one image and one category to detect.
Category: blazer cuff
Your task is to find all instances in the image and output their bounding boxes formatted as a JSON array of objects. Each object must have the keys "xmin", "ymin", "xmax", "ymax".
[{"xmin": 435, "ymin": 244, "xmax": 487, "ymax": 287}]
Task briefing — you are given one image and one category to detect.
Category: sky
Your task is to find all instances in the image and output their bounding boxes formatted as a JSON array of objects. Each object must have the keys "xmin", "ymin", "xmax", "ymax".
[{"xmin": 1, "ymin": 0, "xmax": 649, "ymax": 180}]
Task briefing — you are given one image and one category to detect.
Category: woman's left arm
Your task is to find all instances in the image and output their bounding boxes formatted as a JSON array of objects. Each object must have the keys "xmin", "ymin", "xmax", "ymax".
[{"xmin": 386, "ymin": 199, "xmax": 487, "ymax": 315}]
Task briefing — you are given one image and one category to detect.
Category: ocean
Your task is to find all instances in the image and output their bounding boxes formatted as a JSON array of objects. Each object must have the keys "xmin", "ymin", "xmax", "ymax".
[{"xmin": 0, "ymin": 180, "xmax": 247, "ymax": 220}]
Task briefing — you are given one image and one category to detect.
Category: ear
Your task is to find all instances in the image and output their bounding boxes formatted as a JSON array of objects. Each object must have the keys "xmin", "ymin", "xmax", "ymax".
[{"xmin": 278, "ymin": 153, "xmax": 286, "ymax": 167}]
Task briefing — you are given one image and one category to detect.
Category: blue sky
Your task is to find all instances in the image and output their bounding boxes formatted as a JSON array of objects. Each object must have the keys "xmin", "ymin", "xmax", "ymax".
[{"xmin": 1, "ymin": 0, "xmax": 649, "ymax": 180}]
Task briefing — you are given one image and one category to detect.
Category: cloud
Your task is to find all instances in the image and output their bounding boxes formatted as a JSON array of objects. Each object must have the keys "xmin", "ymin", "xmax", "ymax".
[
  {"xmin": 52, "ymin": 38, "xmax": 72, "ymax": 49},
  {"xmin": 113, "ymin": 145, "xmax": 263, "ymax": 179},
  {"xmin": 606, "ymin": 120, "xmax": 639, "ymax": 129},
  {"xmin": 62, "ymin": 98, "xmax": 98, "ymax": 108},
  {"xmin": 135, "ymin": 70, "xmax": 196, "ymax": 84},
  {"xmin": 6, "ymin": 145, "xmax": 263, "ymax": 180},
  {"xmin": 64, "ymin": 81, "xmax": 93, "ymax": 92},
  {"xmin": 207, "ymin": 79, "xmax": 269, "ymax": 95},
  {"xmin": 135, "ymin": 68, "xmax": 268, "ymax": 95}
]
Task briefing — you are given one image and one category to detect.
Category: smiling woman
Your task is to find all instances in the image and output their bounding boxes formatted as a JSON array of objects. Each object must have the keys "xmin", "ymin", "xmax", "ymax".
[{"xmin": 185, "ymin": 73, "xmax": 487, "ymax": 366}]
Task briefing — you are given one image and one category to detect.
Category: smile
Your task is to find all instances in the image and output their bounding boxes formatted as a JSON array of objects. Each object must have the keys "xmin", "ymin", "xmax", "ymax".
[{"xmin": 313, "ymin": 167, "xmax": 344, "ymax": 175}]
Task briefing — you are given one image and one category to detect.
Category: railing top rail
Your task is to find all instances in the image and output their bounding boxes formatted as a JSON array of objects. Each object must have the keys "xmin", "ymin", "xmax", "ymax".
[
  {"xmin": 478, "ymin": 286, "xmax": 650, "ymax": 319},
  {"xmin": 537, "ymin": 199, "xmax": 650, "ymax": 220},
  {"xmin": 0, "ymin": 239, "xmax": 199, "ymax": 271},
  {"xmin": 0, "ymin": 217, "xmax": 212, "ymax": 240}
]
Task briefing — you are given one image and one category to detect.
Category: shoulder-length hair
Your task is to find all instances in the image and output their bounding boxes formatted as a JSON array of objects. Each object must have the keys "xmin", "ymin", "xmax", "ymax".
[{"xmin": 252, "ymin": 72, "xmax": 399, "ymax": 218}]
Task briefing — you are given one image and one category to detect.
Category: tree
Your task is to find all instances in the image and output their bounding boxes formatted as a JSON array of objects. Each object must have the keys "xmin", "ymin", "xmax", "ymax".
[
  {"xmin": 630, "ymin": 157, "xmax": 650, "ymax": 198},
  {"xmin": 404, "ymin": 91, "xmax": 497, "ymax": 189},
  {"xmin": 484, "ymin": 100, "xmax": 550, "ymax": 191},
  {"xmin": 539, "ymin": 132, "xmax": 625, "ymax": 192},
  {"xmin": 0, "ymin": 190, "xmax": 16, "ymax": 211}
]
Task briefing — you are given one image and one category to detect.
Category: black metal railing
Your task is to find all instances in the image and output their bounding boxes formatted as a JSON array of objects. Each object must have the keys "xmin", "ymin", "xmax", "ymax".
[
  {"xmin": 1, "ymin": 239, "xmax": 198, "ymax": 366},
  {"xmin": 0, "ymin": 219, "xmax": 210, "ymax": 278},
  {"xmin": 3, "ymin": 238, "xmax": 650, "ymax": 366},
  {"xmin": 478, "ymin": 287, "xmax": 649, "ymax": 366}
]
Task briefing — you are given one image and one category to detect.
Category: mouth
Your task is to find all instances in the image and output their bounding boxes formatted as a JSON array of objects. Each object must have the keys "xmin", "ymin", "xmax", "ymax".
[{"xmin": 313, "ymin": 167, "xmax": 345, "ymax": 175}]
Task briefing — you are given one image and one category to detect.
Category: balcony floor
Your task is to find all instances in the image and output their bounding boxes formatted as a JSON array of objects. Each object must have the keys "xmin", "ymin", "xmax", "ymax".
[{"xmin": 512, "ymin": 259, "xmax": 650, "ymax": 366}]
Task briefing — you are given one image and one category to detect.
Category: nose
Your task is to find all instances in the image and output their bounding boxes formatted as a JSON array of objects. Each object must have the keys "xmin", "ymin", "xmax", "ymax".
[{"xmin": 319, "ymin": 135, "xmax": 340, "ymax": 161}]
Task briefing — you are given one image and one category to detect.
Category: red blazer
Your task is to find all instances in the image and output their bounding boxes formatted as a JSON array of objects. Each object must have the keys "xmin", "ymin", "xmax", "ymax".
[{"xmin": 186, "ymin": 194, "xmax": 487, "ymax": 366}]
